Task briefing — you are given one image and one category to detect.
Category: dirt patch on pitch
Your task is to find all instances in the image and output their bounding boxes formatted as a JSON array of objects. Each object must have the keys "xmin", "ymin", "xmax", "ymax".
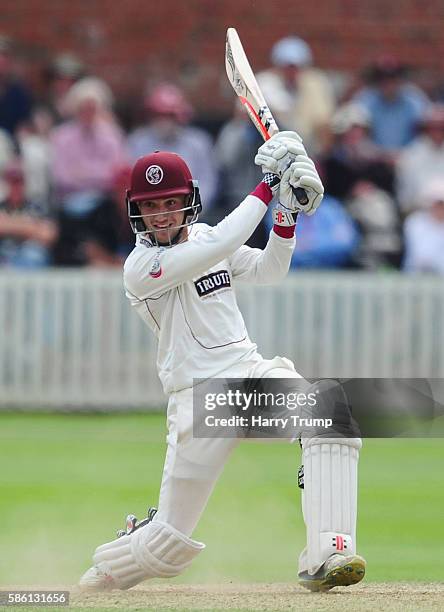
[{"xmin": 67, "ymin": 582, "xmax": 444, "ymax": 611}]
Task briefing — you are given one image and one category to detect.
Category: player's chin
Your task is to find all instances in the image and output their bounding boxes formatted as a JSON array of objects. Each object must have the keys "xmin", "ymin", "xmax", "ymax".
[{"xmin": 155, "ymin": 227, "xmax": 182, "ymax": 245}]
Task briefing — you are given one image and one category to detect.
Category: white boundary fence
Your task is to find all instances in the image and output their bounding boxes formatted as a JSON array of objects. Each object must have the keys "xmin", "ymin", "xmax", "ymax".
[{"xmin": 1, "ymin": 270, "xmax": 443, "ymax": 410}]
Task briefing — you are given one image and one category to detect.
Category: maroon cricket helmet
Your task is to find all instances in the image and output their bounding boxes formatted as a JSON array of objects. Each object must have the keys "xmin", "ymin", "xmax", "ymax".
[
  {"xmin": 126, "ymin": 151, "xmax": 202, "ymax": 241},
  {"xmin": 127, "ymin": 151, "xmax": 194, "ymax": 201}
]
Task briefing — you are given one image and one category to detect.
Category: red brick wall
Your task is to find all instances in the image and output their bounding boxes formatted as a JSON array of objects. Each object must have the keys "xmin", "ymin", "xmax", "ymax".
[{"xmin": 2, "ymin": 0, "xmax": 444, "ymax": 117}]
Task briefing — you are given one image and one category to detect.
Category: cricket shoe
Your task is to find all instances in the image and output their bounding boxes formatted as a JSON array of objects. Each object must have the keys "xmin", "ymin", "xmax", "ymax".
[
  {"xmin": 298, "ymin": 553, "xmax": 366, "ymax": 592},
  {"xmin": 79, "ymin": 564, "xmax": 116, "ymax": 591}
]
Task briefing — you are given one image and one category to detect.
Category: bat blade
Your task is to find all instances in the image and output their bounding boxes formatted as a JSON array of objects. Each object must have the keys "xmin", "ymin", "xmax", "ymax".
[
  {"xmin": 225, "ymin": 27, "xmax": 278, "ymax": 141},
  {"xmin": 225, "ymin": 27, "xmax": 309, "ymax": 206}
]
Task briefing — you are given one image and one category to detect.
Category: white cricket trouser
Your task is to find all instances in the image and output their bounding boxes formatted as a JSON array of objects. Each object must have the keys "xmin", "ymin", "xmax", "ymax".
[{"xmin": 155, "ymin": 355, "xmax": 303, "ymax": 535}]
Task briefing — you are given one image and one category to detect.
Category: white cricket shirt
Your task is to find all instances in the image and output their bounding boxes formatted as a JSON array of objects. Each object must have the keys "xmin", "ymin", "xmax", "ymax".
[{"xmin": 124, "ymin": 193, "xmax": 295, "ymax": 394}]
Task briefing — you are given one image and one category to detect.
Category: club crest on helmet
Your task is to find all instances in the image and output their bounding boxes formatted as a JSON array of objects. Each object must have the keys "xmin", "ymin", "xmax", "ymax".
[{"xmin": 145, "ymin": 165, "xmax": 164, "ymax": 185}]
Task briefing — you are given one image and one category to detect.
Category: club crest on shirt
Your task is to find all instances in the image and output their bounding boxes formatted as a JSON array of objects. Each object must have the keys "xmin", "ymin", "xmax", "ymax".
[
  {"xmin": 149, "ymin": 248, "xmax": 164, "ymax": 278},
  {"xmin": 194, "ymin": 270, "xmax": 231, "ymax": 297}
]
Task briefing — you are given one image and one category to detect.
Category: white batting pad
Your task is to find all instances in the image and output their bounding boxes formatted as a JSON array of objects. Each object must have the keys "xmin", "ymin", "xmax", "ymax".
[
  {"xmin": 131, "ymin": 520, "xmax": 205, "ymax": 577},
  {"xmin": 90, "ymin": 520, "xmax": 205, "ymax": 590},
  {"xmin": 299, "ymin": 438, "xmax": 361, "ymax": 575}
]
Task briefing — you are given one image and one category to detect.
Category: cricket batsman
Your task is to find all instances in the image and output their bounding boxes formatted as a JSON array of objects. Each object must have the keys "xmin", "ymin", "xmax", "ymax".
[{"xmin": 79, "ymin": 131, "xmax": 366, "ymax": 592}]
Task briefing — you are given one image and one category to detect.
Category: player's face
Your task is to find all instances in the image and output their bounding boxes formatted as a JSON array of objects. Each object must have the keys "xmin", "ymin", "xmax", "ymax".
[{"xmin": 139, "ymin": 195, "xmax": 188, "ymax": 244}]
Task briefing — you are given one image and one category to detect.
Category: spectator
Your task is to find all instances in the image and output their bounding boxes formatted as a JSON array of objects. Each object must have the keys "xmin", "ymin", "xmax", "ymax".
[
  {"xmin": 215, "ymin": 103, "xmax": 263, "ymax": 204},
  {"xmin": 265, "ymin": 194, "xmax": 359, "ymax": 269},
  {"xmin": 16, "ymin": 107, "xmax": 53, "ymax": 210},
  {"xmin": 346, "ymin": 183, "xmax": 402, "ymax": 270},
  {"xmin": 404, "ymin": 181, "xmax": 444, "ymax": 274},
  {"xmin": 214, "ymin": 103, "xmax": 266, "ymax": 247},
  {"xmin": 104, "ymin": 165, "xmax": 135, "ymax": 259},
  {"xmin": 0, "ymin": 35, "xmax": 33, "ymax": 138},
  {"xmin": 322, "ymin": 102, "xmax": 394, "ymax": 198},
  {"xmin": 127, "ymin": 83, "xmax": 218, "ymax": 212},
  {"xmin": 256, "ymin": 35, "xmax": 335, "ymax": 153},
  {"xmin": 52, "ymin": 165, "xmax": 134, "ymax": 267},
  {"xmin": 321, "ymin": 102, "xmax": 402, "ymax": 268},
  {"xmin": 0, "ymin": 126, "xmax": 14, "ymax": 173},
  {"xmin": 353, "ymin": 56, "xmax": 429, "ymax": 154},
  {"xmin": 42, "ymin": 52, "xmax": 85, "ymax": 124},
  {"xmin": 50, "ymin": 77, "xmax": 128, "ymax": 217},
  {"xmin": 396, "ymin": 104, "xmax": 444, "ymax": 214},
  {"xmin": 0, "ymin": 158, "xmax": 57, "ymax": 267}
]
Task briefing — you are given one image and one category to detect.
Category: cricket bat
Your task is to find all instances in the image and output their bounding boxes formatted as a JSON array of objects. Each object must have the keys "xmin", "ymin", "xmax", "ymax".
[{"xmin": 225, "ymin": 27, "xmax": 308, "ymax": 205}]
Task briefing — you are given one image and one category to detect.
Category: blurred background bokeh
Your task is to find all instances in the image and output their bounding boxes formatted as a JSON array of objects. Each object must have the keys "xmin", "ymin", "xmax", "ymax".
[
  {"xmin": 1, "ymin": 0, "xmax": 444, "ymax": 408},
  {"xmin": 1, "ymin": 0, "xmax": 444, "ymax": 590},
  {"xmin": 1, "ymin": 0, "xmax": 444, "ymax": 273}
]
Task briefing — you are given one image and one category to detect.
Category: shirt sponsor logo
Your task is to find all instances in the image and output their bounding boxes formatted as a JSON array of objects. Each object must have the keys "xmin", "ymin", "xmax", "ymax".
[{"xmin": 194, "ymin": 270, "xmax": 231, "ymax": 297}]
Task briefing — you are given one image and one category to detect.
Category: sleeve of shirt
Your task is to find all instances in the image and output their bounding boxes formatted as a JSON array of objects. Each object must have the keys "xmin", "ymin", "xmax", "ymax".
[
  {"xmin": 124, "ymin": 193, "xmax": 269, "ymax": 299},
  {"xmin": 228, "ymin": 229, "xmax": 296, "ymax": 284}
]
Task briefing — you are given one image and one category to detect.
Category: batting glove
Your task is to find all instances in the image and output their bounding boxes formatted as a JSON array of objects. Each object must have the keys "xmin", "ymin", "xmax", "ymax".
[
  {"xmin": 255, "ymin": 131, "xmax": 307, "ymax": 179},
  {"xmin": 279, "ymin": 156, "xmax": 324, "ymax": 215}
]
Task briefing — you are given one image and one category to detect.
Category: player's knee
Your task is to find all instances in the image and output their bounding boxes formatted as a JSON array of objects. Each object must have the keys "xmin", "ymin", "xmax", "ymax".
[{"xmin": 300, "ymin": 378, "xmax": 361, "ymax": 444}]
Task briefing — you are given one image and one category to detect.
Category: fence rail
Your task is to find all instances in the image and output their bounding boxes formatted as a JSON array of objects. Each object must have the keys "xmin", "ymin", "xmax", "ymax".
[{"xmin": 1, "ymin": 270, "xmax": 443, "ymax": 409}]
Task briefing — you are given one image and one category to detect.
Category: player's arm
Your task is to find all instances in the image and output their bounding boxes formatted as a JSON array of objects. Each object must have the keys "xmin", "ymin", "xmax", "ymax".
[{"xmin": 228, "ymin": 228, "xmax": 295, "ymax": 284}]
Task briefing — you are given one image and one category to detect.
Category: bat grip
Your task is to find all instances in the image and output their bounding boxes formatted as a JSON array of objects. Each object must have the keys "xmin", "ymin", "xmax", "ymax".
[{"xmin": 267, "ymin": 174, "xmax": 309, "ymax": 206}]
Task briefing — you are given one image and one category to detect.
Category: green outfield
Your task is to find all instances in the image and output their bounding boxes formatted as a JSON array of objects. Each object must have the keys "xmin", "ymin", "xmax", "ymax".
[{"xmin": 0, "ymin": 413, "xmax": 443, "ymax": 587}]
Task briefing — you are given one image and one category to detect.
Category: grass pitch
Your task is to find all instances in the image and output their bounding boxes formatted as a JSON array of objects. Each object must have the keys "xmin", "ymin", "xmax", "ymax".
[{"xmin": 0, "ymin": 413, "xmax": 443, "ymax": 596}]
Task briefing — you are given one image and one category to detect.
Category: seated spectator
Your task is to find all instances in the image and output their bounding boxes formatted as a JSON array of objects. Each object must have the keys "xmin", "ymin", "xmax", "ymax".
[
  {"xmin": 256, "ymin": 35, "xmax": 335, "ymax": 154},
  {"xmin": 322, "ymin": 102, "xmax": 395, "ymax": 198},
  {"xmin": 52, "ymin": 165, "xmax": 134, "ymax": 267},
  {"xmin": 321, "ymin": 102, "xmax": 402, "ymax": 269},
  {"xmin": 16, "ymin": 107, "xmax": 53, "ymax": 211},
  {"xmin": 404, "ymin": 181, "xmax": 444, "ymax": 274},
  {"xmin": 0, "ymin": 35, "xmax": 33, "ymax": 138},
  {"xmin": 265, "ymin": 194, "xmax": 359, "ymax": 269},
  {"xmin": 42, "ymin": 52, "xmax": 85, "ymax": 124},
  {"xmin": 0, "ymin": 159, "xmax": 57, "ymax": 267},
  {"xmin": 396, "ymin": 104, "xmax": 444, "ymax": 214},
  {"xmin": 353, "ymin": 56, "xmax": 429, "ymax": 155},
  {"xmin": 50, "ymin": 77, "xmax": 128, "ymax": 219},
  {"xmin": 0, "ymin": 126, "xmax": 14, "ymax": 173},
  {"xmin": 214, "ymin": 102, "xmax": 266, "ymax": 246},
  {"xmin": 347, "ymin": 183, "xmax": 402, "ymax": 269},
  {"xmin": 127, "ymin": 83, "xmax": 218, "ymax": 213}
]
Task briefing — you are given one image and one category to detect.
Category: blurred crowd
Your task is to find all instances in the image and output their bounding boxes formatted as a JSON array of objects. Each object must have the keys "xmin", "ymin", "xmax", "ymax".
[{"xmin": 2, "ymin": 33, "xmax": 444, "ymax": 274}]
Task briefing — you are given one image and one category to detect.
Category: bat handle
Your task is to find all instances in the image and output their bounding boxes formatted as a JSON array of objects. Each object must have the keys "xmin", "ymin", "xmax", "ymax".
[{"xmin": 266, "ymin": 174, "xmax": 309, "ymax": 206}]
